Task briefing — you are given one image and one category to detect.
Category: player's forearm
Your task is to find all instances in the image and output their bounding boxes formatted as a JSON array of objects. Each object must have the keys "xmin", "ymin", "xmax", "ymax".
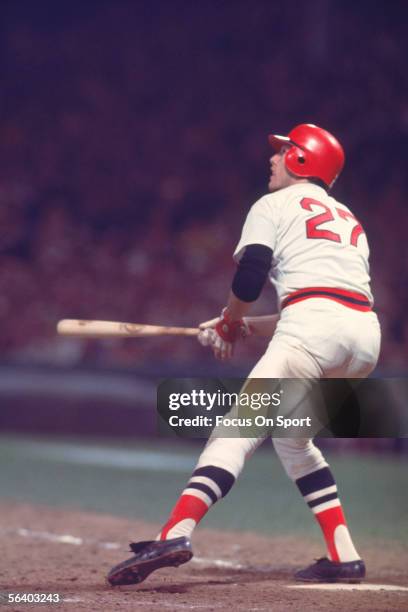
[
  {"xmin": 244, "ymin": 314, "xmax": 279, "ymax": 337},
  {"xmin": 224, "ymin": 291, "xmax": 253, "ymax": 321},
  {"xmin": 224, "ymin": 291, "xmax": 280, "ymax": 337}
]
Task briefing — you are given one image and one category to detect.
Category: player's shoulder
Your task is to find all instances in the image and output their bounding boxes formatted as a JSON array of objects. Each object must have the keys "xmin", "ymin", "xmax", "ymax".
[
  {"xmin": 280, "ymin": 183, "xmax": 355, "ymax": 214},
  {"xmin": 249, "ymin": 184, "xmax": 355, "ymax": 217},
  {"xmin": 250, "ymin": 184, "xmax": 325, "ymax": 214},
  {"xmin": 249, "ymin": 187, "xmax": 292, "ymax": 213},
  {"xmin": 254, "ymin": 183, "xmax": 329, "ymax": 204}
]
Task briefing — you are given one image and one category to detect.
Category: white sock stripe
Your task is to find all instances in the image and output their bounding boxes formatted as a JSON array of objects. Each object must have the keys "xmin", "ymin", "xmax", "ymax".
[
  {"xmin": 182, "ymin": 487, "xmax": 213, "ymax": 507},
  {"xmin": 303, "ymin": 485, "xmax": 338, "ymax": 503},
  {"xmin": 312, "ymin": 499, "xmax": 341, "ymax": 514},
  {"xmin": 188, "ymin": 476, "xmax": 222, "ymax": 500}
]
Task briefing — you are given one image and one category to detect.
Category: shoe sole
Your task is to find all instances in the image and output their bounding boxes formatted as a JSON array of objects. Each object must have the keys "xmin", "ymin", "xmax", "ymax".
[
  {"xmin": 107, "ymin": 548, "xmax": 193, "ymax": 586},
  {"xmin": 295, "ymin": 576, "xmax": 363, "ymax": 584}
]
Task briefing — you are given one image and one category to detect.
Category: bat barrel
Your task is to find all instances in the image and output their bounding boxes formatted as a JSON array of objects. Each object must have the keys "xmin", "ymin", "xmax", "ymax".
[{"xmin": 57, "ymin": 319, "xmax": 199, "ymax": 338}]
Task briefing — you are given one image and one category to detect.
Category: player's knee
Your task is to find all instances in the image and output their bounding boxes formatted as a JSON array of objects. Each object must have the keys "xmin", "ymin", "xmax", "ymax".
[
  {"xmin": 196, "ymin": 437, "xmax": 257, "ymax": 479},
  {"xmin": 273, "ymin": 438, "xmax": 328, "ymax": 481}
]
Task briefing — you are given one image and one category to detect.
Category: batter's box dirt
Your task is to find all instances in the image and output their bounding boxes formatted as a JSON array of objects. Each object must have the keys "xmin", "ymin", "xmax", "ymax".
[{"xmin": 0, "ymin": 501, "xmax": 407, "ymax": 612}]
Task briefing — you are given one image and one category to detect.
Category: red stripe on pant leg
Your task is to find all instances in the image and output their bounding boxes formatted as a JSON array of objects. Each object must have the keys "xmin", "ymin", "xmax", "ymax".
[
  {"xmin": 315, "ymin": 505, "xmax": 346, "ymax": 562},
  {"xmin": 160, "ymin": 494, "xmax": 210, "ymax": 540}
]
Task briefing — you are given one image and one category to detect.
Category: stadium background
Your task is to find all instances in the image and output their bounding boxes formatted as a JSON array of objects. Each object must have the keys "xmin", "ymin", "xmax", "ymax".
[{"xmin": 0, "ymin": 1, "xmax": 407, "ymax": 610}]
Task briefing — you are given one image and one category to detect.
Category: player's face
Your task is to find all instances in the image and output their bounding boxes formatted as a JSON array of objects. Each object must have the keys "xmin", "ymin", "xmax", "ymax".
[{"xmin": 268, "ymin": 145, "xmax": 294, "ymax": 192}]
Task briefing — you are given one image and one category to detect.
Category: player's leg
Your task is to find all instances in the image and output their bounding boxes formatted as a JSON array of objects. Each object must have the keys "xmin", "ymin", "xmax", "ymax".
[
  {"xmin": 250, "ymin": 335, "xmax": 363, "ymax": 572},
  {"xmin": 267, "ymin": 306, "xmax": 380, "ymax": 581},
  {"xmin": 254, "ymin": 337, "xmax": 363, "ymax": 567},
  {"xmin": 273, "ymin": 437, "xmax": 365, "ymax": 581},
  {"xmin": 157, "ymin": 435, "xmax": 263, "ymax": 540},
  {"xmin": 108, "ymin": 434, "xmax": 264, "ymax": 585}
]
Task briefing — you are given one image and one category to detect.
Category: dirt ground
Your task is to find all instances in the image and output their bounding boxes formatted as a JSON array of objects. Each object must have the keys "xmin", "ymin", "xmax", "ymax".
[{"xmin": 0, "ymin": 501, "xmax": 407, "ymax": 612}]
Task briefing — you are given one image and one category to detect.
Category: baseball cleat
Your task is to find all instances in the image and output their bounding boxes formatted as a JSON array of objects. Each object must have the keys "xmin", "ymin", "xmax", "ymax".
[
  {"xmin": 294, "ymin": 557, "xmax": 366, "ymax": 583},
  {"xmin": 107, "ymin": 536, "xmax": 193, "ymax": 586}
]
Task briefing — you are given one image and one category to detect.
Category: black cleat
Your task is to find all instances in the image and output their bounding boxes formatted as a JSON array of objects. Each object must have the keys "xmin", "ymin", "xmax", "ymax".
[
  {"xmin": 107, "ymin": 536, "xmax": 193, "ymax": 586},
  {"xmin": 295, "ymin": 557, "xmax": 366, "ymax": 583}
]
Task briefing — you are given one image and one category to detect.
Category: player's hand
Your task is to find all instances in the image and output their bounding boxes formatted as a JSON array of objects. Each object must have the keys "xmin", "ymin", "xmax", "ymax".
[
  {"xmin": 197, "ymin": 310, "xmax": 250, "ymax": 361},
  {"xmin": 198, "ymin": 327, "xmax": 233, "ymax": 360},
  {"xmin": 197, "ymin": 316, "xmax": 221, "ymax": 353},
  {"xmin": 198, "ymin": 314, "xmax": 252, "ymax": 336}
]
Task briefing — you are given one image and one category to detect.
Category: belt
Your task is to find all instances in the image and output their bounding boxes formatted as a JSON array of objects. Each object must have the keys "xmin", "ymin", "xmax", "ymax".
[{"xmin": 281, "ymin": 287, "xmax": 372, "ymax": 312}]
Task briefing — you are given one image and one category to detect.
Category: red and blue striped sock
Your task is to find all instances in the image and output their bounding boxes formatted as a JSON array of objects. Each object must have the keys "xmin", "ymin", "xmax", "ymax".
[
  {"xmin": 158, "ymin": 465, "xmax": 235, "ymax": 540},
  {"xmin": 296, "ymin": 466, "xmax": 360, "ymax": 562}
]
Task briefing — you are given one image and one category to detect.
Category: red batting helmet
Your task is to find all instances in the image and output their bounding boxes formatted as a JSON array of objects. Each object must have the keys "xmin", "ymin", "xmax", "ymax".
[{"xmin": 268, "ymin": 124, "xmax": 345, "ymax": 189}]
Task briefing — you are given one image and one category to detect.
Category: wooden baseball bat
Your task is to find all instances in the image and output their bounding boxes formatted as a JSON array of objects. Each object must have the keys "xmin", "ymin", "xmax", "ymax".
[{"xmin": 57, "ymin": 319, "xmax": 200, "ymax": 338}]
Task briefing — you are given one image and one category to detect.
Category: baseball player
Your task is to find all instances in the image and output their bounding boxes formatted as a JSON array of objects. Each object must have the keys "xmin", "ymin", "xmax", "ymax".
[{"xmin": 108, "ymin": 124, "xmax": 381, "ymax": 586}]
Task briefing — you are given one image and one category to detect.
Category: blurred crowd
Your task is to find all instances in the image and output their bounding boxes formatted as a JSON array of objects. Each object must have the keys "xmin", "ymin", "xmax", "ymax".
[{"xmin": 0, "ymin": 0, "xmax": 407, "ymax": 372}]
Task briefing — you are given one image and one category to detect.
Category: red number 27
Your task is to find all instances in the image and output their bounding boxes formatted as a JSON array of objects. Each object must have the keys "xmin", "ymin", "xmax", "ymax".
[{"xmin": 300, "ymin": 198, "xmax": 364, "ymax": 247}]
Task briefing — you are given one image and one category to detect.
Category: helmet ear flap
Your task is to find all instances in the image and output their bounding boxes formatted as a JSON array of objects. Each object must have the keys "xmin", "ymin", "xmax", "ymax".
[{"xmin": 285, "ymin": 145, "xmax": 306, "ymax": 176}]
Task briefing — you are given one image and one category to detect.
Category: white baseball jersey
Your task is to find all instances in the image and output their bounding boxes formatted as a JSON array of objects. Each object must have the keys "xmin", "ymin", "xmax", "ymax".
[{"xmin": 233, "ymin": 183, "xmax": 373, "ymax": 308}]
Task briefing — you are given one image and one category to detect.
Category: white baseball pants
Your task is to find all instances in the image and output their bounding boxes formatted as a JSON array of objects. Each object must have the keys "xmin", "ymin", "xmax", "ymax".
[{"xmin": 195, "ymin": 299, "xmax": 381, "ymax": 481}]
